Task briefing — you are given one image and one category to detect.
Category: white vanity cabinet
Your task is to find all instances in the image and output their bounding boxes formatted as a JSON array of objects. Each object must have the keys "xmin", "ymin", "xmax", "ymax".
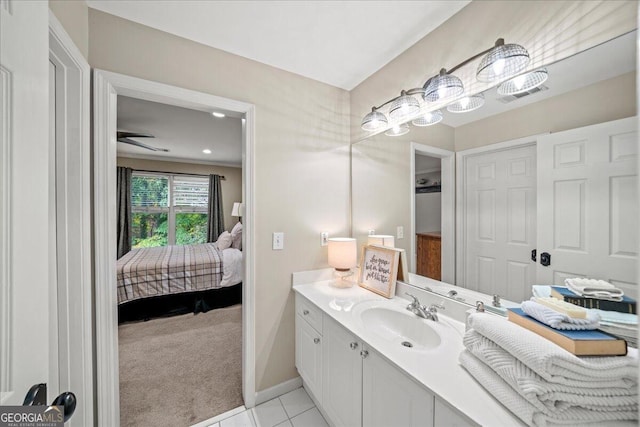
[
  {"xmin": 322, "ymin": 315, "xmax": 363, "ymax": 427},
  {"xmin": 295, "ymin": 294, "xmax": 323, "ymax": 402},
  {"xmin": 362, "ymin": 348, "xmax": 435, "ymax": 427}
]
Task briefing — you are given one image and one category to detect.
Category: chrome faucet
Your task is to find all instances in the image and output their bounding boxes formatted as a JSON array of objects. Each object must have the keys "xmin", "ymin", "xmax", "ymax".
[{"xmin": 405, "ymin": 293, "xmax": 444, "ymax": 321}]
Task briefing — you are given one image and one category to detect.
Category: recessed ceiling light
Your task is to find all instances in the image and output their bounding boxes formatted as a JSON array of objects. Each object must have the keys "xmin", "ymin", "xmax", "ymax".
[
  {"xmin": 212, "ymin": 112, "xmax": 225, "ymax": 118},
  {"xmin": 202, "ymin": 149, "xmax": 212, "ymax": 154}
]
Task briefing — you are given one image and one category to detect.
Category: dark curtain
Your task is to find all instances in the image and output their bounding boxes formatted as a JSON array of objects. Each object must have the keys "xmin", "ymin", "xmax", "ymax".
[
  {"xmin": 207, "ymin": 174, "xmax": 225, "ymax": 242},
  {"xmin": 117, "ymin": 167, "xmax": 132, "ymax": 258}
]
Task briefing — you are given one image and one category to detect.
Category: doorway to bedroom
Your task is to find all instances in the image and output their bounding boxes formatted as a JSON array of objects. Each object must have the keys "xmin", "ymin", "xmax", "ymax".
[{"xmin": 111, "ymin": 91, "xmax": 248, "ymax": 426}]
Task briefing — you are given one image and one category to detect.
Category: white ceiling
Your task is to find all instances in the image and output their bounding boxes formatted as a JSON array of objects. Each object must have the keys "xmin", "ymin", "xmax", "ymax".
[
  {"xmin": 117, "ymin": 96, "xmax": 242, "ymax": 166},
  {"xmin": 86, "ymin": 0, "xmax": 470, "ymax": 90}
]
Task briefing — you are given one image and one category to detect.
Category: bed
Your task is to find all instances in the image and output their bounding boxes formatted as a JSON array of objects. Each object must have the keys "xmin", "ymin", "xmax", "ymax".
[{"xmin": 116, "ymin": 242, "xmax": 243, "ymax": 322}]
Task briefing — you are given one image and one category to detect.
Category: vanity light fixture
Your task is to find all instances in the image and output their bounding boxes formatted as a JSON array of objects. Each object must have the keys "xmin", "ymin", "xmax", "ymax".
[
  {"xmin": 202, "ymin": 149, "xmax": 212, "ymax": 154},
  {"xmin": 447, "ymin": 93, "xmax": 485, "ymax": 113},
  {"xmin": 423, "ymin": 69, "xmax": 464, "ymax": 103},
  {"xmin": 388, "ymin": 91, "xmax": 421, "ymax": 120},
  {"xmin": 360, "ymin": 37, "xmax": 532, "ymax": 134},
  {"xmin": 361, "ymin": 107, "xmax": 388, "ymax": 132},
  {"xmin": 212, "ymin": 112, "xmax": 226, "ymax": 118},
  {"xmin": 476, "ymin": 38, "xmax": 530, "ymax": 82},
  {"xmin": 411, "ymin": 110, "xmax": 443, "ymax": 126},
  {"xmin": 384, "ymin": 123, "xmax": 410, "ymax": 137},
  {"xmin": 497, "ymin": 68, "xmax": 548, "ymax": 95},
  {"xmin": 327, "ymin": 237, "xmax": 357, "ymax": 288}
]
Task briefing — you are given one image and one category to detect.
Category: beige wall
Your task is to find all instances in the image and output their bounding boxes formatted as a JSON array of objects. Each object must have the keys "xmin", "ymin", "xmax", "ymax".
[
  {"xmin": 455, "ymin": 72, "xmax": 637, "ymax": 151},
  {"xmin": 351, "ymin": 0, "xmax": 637, "ymax": 143},
  {"xmin": 49, "ymin": 0, "xmax": 89, "ymax": 59},
  {"xmin": 89, "ymin": 10, "xmax": 351, "ymax": 392},
  {"xmin": 116, "ymin": 157, "xmax": 242, "ymax": 232}
]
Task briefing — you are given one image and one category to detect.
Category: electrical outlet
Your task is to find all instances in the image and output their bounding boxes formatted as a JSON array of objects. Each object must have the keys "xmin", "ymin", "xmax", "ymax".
[
  {"xmin": 368, "ymin": 229, "xmax": 375, "ymax": 235},
  {"xmin": 321, "ymin": 232, "xmax": 329, "ymax": 246},
  {"xmin": 396, "ymin": 226, "xmax": 404, "ymax": 239},
  {"xmin": 272, "ymin": 232, "xmax": 284, "ymax": 250}
]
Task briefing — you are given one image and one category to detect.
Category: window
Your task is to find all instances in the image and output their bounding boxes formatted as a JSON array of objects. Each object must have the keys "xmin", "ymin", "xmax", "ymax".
[{"xmin": 131, "ymin": 173, "xmax": 209, "ymax": 248}]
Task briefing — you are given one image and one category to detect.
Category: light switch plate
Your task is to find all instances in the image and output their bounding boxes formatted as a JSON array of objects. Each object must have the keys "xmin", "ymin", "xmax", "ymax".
[
  {"xmin": 273, "ymin": 232, "xmax": 284, "ymax": 250},
  {"xmin": 397, "ymin": 226, "xmax": 404, "ymax": 239}
]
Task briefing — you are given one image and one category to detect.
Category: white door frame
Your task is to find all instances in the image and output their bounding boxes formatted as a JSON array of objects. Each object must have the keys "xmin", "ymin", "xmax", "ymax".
[
  {"xmin": 48, "ymin": 13, "xmax": 93, "ymax": 426},
  {"xmin": 455, "ymin": 134, "xmax": 546, "ymax": 288},
  {"xmin": 409, "ymin": 142, "xmax": 455, "ymax": 283},
  {"xmin": 93, "ymin": 70, "xmax": 256, "ymax": 426}
]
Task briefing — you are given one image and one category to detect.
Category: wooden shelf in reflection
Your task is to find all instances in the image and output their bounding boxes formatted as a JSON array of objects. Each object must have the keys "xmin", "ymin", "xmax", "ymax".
[{"xmin": 416, "ymin": 232, "xmax": 441, "ymax": 280}]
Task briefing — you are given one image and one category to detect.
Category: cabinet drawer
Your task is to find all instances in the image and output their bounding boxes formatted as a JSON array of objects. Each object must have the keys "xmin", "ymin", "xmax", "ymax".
[{"xmin": 296, "ymin": 294, "xmax": 323, "ymax": 333}]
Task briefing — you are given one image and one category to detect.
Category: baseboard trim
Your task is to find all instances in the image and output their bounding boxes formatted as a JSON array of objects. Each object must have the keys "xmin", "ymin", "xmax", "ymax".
[{"xmin": 254, "ymin": 376, "xmax": 303, "ymax": 406}]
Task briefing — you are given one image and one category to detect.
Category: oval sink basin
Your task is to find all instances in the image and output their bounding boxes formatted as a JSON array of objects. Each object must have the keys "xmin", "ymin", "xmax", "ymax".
[{"xmin": 359, "ymin": 307, "xmax": 442, "ymax": 351}]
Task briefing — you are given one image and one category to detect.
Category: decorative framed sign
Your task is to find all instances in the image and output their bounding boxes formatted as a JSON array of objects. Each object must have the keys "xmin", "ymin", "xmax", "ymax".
[{"xmin": 358, "ymin": 245, "xmax": 400, "ymax": 298}]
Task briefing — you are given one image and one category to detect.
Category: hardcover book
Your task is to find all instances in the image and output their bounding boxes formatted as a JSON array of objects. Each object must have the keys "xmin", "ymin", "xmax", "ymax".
[
  {"xmin": 507, "ymin": 308, "xmax": 627, "ymax": 356},
  {"xmin": 550, "ymin": 286, "xmax": 636, "ymax": 314}
]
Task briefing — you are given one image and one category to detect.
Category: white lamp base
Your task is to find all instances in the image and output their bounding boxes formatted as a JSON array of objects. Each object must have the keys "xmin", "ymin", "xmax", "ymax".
[{"xmin": 330, "ymin": 269, "xmax": 356, "ymax": 288}]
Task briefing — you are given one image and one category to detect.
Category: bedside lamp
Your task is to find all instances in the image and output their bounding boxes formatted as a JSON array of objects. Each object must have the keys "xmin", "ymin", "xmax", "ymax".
[
  {"xmin": 328, "ymin": 237, "xmax": 357, "ymax": 288},
  {"xmin": 231, "ymin": 202, "xmax": 242, "ymax": 223},
  {"xmin": 367, "ymin": 234, "xmax": 395, "ymax": 248}
]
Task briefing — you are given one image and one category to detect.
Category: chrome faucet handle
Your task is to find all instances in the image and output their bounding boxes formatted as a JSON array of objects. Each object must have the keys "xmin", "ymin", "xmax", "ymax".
[{"xmin": 428, "ymin": 302, "xmax": 445, "ymax": 312}]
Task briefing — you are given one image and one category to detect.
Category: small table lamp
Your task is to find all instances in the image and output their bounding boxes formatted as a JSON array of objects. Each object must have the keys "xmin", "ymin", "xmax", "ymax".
[
  {"xmin": 367, "ymin": 234, "xmax": 395, "ymax": 248},
  {"xmin": 328, "ymin": 237, "xmax": 357, "ymax": 288},
  {"xmin": 231, "ymin": 202, "xmax": 242, "ymax": 223}
]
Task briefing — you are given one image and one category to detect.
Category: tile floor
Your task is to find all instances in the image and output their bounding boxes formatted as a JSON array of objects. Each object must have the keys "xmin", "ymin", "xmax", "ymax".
[{"xmin": 204, "ymin": 387, "xmax": 329, "ymax": 427}]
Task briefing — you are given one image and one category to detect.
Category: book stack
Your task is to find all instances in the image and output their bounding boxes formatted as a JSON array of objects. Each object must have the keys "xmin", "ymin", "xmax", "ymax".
[{"xmin": 551, "ymin": 286, "xmax": 636, "ymax": 314}]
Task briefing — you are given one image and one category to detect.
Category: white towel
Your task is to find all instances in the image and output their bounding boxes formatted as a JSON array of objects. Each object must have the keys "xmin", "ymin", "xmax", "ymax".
[
  {"xmin": 594, "ymin": 310, "xmax": 638, "ymax": 326},
  {"xmin": 467, "ymin": 313, "xmax": 638, "ymax": 387},
  {"xmin": 521, "ymin": 300, "xmax": 600, "ymax": 330},
  {"xmin": 532, "ymin": 285, "xmax": 552, "ymax": 298},
  {"xmin": 565, "ymin": 278, "xmax": 624, "ymax": 302},
  {"xmin": 464, "ymin": 329, "xmax": 638, "ymax": 410},
  {"xmin": 459, "ymin": 350, "xmax": 638, "ymax": 427}
]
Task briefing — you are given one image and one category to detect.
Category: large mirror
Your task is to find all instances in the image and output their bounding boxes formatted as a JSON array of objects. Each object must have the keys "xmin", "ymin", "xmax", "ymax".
[{"xmin": 352, "ymin": 30, "xmax": 637, "ymax": 308}]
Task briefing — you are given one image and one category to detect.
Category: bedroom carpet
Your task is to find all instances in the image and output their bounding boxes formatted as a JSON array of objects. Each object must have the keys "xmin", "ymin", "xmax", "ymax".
[{"xmin": 119, "ymin": 304, "xmax": 243, "ymax": 427}]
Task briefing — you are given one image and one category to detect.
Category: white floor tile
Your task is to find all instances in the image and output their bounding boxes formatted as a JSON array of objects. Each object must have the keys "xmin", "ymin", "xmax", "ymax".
[
  {"xmin": 274, "ymin": 420, "xmax": 293, "ymax": 427},
  {"xmin": 251, "ymin": 398, "xmax": 288, "ymax": 427},
  {"xmin": 208, "ymin": 424, "xmax": 220, "ymax": 427},
  {"xmin": 220, "ymin": 410, "xmax": 256, "ymax": 427},
  {"xmin": 290, "ymin": 408, "xmax": 328, "ymax": 427},
  {"xmin": 279, "ymin": 388, "xmax": 315, "ymax": 418}
]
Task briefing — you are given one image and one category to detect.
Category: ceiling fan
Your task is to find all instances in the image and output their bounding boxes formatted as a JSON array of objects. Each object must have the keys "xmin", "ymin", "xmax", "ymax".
[{"xmin": 117, "ymin": 131, "xmax": 169, "ymax": 152}]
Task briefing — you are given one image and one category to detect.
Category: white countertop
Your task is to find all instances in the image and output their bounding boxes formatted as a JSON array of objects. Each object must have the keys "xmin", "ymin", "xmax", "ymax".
[{"xmin": 293, "ymin": 281, "xmax": 525, "ymax": 427}]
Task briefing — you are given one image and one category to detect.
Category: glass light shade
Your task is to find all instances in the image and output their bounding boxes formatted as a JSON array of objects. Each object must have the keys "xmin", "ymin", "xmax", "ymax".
[
  {"xmin": 367, "ymin": 235, "xmax": 395, "ymax": 248},
  {"xmin": 327, "ymin": 238, "xmax": 357, "ymax": 270},
  {"xmin": 423, "ymin": 69, "xmax": 464, "ymax": 102},
  {"xmin": 411, "ymin": 110, "xmax": 443, "ymax": 127},
  {"xmin": 447, "ymin": 93, "xmax": 485, "ymax": 113},
  {"xmin": 361, "ymin": 108, "xmax": 388, "ymax": 131},
  {"xmin": 384, "ymin": 123, "xmax": 410, "ymax": 136},
  {"xmin": 476, "ymin": 40, "xmax": 530, "ymax": 82},
  {"xmin": 497, "ymin": 68, "xmax": 548, "ymax": 95},
  {"xmin": 231, "ymin": 202, "xmax": 242, "ymax": 217},
  {"xmin": 388, "ymin": 93, "xmax": 420, "ymax": 120}
]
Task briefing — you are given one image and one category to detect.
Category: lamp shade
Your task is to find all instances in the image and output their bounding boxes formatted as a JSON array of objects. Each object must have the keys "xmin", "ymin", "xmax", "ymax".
[
  {"xmin": 328, "ymin": 238, "xmax": 357, "ymax": 270},
  {"xmin": 476, "ymin": 39, "xmax": 530, "ymax": 82},
  {"xmin": 388, "ymin": 92, "xmax": 420, "ymax": 120},
  {"xmin": 411, "ymin": 110, "xmax": 443, "ymax": 127},
  {"xmin": 368, "ymin": 235, "xmax": 395, "ymax": 248},
  {"xmin": 384, "ymin": 123, "xmax": 410, "ymax": 137},
  {"xmin": 231, "ymin": 202, "xmax": 242, "ymax": 217},
  {"xmin": 423, "ymin": 69, "xmax": 464, "ymax": 103},
  {"xmin": 446, "ymin": 93, "xmax": 485, "ymax": 113},
  {"xmin": 497, "ymin": 68, "xmax": 548, "ymax": 95},
  {"xmin": 361, "ymin": 107, "xmax": 388, "ymax": 131}
]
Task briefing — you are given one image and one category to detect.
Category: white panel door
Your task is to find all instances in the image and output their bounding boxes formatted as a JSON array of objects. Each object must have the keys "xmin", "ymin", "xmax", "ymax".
[
  {"xmin": 322, "ymin": 316, "xmax": 362, "ymax": 427},
  {"xmin": 0, "ymin": 0, "xmax": 53, "ymax": 404},
  {"xmin": 537, "ymin": 117, "xmax": 638, "ymax": 295},
  {"xmin": 463, "ymin": 144, "xmax": 537, "ymax": 302},
  {"xmin": 362, "ymin": 347, "xmax": 434, "ymax": 427}
]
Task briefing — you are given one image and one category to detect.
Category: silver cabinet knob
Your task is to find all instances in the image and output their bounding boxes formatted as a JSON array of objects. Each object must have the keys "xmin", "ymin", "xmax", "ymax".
[
  {"xmin": 360, "ymin": 350, "xmax": 369, "ymax": 359},
  {"xmin": 313, "ymin": 338, "xmax": 320, "ymax": 344},
  {"xmin": 303, "ymin": 309, "xmax": 310, "ymax": 315},
  {"xmin": 350, "ymin": 342, "xmax": 359, "ymax": 350}
]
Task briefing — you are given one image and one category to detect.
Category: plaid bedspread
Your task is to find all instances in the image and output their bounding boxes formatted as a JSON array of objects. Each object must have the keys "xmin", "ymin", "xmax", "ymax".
[{"xmin": 117, "ymin": 243, "xmax": 224, "ymax": 304}]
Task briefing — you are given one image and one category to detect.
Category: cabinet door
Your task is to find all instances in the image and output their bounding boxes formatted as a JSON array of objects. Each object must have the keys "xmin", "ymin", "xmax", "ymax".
[
  {"xmin": 434, "ymin": 398, "xmax": 479, "ymax": 427},
  {"xmin": 362, "ymin": 348, "xmax": 434, "ymax": 427},
  {"xmin": 322, "ymin": 317, "xmax": 363, "ymax": 427},
  {"xmin": 296, "ymin": 314, "xmax": 322, "ymax": 401}
]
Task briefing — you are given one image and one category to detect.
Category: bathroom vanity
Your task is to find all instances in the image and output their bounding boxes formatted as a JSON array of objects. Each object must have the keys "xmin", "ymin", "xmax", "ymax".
[{"xmin": 293, "ymin": 276, "xmax": 524, "ymax": 427}]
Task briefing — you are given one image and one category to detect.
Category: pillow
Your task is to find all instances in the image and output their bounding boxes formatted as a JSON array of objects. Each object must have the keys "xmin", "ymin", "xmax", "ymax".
[
  {"xmin": 215, "ymin": 231, "xmax": 232, "ymax": 250},
  {"xmin": 230, "ymin": 222, "xmax": 243, "ymax": 250}
]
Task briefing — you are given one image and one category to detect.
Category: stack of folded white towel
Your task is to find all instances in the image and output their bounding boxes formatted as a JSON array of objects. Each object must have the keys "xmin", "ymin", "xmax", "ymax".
[
  {"xmin": 595, "ymin": 310, "xmax": 638, "ymax": 348},
  {"xmin": 460, "ymin": 313, "xmax": 639, "ymax": 427},
  {"xmin": 565, "ymin": 278, "xmax": 624, "ymax": 302}
]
